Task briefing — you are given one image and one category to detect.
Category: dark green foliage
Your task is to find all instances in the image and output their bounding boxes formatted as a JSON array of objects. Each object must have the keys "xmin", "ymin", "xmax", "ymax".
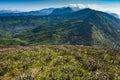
[{"xmin": 0, "ymin": 45, "xmax": 120, "ymax": 80}]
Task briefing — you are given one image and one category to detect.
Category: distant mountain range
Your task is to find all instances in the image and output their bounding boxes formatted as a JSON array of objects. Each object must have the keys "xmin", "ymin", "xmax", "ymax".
[
  {"xmin": 0, "ymin": 7, "xmax": 120, "ymax": 18},
  {"xmin": 0, "ymin": 10, "xmax": 20, "ymax": 13},
  {"xmin": 0, "ymin": 7, "xmax": 120, "ymax": 49},
  {"xmin": 50, "ymin": 7, "xmax": 74, "ymax": 15},
  {"xmin": 0, "ymin": 8, "xmax": 55, "ymax": 16},
  {"xmin": 0, "ymin": 7, "xmax": 119, "ymax": 18}
]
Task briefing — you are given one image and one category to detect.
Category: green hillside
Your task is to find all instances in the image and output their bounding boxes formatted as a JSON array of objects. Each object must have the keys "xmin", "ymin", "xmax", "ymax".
[
  {"xmin": 0, "ymin": 8, "xmax": 120, "ymax": 49},
  {"xmin": 16, "ymin": 9, "xmax": 120, "ymax": 48},
  {"xmin": 0, "ymin": 38, "xmax": 28, "ymax": 46},
  {"xmin": 0, "ymin": 45, "xmax": 120, "ymax": 80}
]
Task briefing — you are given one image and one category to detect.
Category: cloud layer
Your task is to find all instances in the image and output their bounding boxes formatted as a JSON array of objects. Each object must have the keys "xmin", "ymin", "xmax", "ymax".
[{"xmin": 69, "ymin": 4, "xmax": 120, "ymax": 16}]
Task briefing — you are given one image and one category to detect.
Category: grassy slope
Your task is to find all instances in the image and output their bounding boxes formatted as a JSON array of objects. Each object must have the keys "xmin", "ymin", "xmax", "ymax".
[
  {"xmin": 0, "ymin": 38, "xmax": 28, "ymax": 46},
  {"xmin": 0, "ymin": 45, "xmax": 120, "ymax": 80}
]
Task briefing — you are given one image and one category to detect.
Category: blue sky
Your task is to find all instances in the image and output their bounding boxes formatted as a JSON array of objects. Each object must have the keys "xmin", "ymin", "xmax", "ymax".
[{"xmin": 0, "ymin": 0, "xmax": 120, "ymax": 15}]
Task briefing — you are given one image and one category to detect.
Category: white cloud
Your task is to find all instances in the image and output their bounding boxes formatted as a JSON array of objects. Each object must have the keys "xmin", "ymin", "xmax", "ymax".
[{"xmin": 69, "ymin": 4, "xmax": 120, "ymax": 17}]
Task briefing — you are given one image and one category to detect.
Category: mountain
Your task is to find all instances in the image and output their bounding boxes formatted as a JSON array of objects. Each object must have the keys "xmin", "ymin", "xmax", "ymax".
[
  {"xmin": 0, "ymin": 8, "xmax": 55, "ymax": 16},
  {"xmin": 21, "ymin": 8, "xmax": 55, "ymax": 15},
  {"xmin": 0, "ymin": 8, "xmax": 120, "ymax": 48},
  {"xmin": 0, "ymin": 10, "xmax": 20, "ymax": 13},
  {"xmin": 37, "ymin": 8, "xmax": 55, "ymax": 15},
  {"xmin": 50, "ymin": 7, "xmax": 74, "ymax": 15},
  {"xmin": 14, "ymin": 8, "xmax": 120, "ymax": 48},
  {"xmin": 110, "ymin": 13, "xmax": 119, "ymax": 18}
]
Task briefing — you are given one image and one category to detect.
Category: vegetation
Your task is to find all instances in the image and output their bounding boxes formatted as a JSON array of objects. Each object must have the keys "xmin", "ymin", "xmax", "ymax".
[
  {"xmin": 0, "ymin": 7, "xmax": 120, "ymax": 80},
  {"xmin": 0, "ymin": 8, "xmax": 120, "ymax": 49},
  {"xmin": 0, "ymin": 38, "xmax": 28, "ymax": 46},
  {"xmin": 0, "ymin": 45, "xmax": 120, "ymax": 80}
]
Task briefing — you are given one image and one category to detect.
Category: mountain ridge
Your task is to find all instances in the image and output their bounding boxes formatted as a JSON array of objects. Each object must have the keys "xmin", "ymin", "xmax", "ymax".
[
  {"xmin": 0, "ymin": 7, "xmax": 119, "ymax": 19},
  {"xmin": 15, "ymin": 8, "xmax": 120, "ymax": 48},
  {"xmin": 50, "ymin": 7, "xmax": 74, "ymax": 15},
  {"xmin": 0, "ymin": 8, "xmax": 55, "ymax": 16},
  {"xmin": 0, "ymin": 7, "xmax": 120, "ymax": 49}
]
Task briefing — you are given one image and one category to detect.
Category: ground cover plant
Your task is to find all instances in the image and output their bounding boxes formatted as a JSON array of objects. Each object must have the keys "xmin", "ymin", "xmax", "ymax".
[{"xmin": 0, "ymin": 45, "xmax": 120, "ymax": 80}]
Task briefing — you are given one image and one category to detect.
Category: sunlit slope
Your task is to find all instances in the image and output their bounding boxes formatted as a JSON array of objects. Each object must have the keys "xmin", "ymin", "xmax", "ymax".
[{"xmin": 0, "ymin": 45, "xmax": 120, "ymax": 80}]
